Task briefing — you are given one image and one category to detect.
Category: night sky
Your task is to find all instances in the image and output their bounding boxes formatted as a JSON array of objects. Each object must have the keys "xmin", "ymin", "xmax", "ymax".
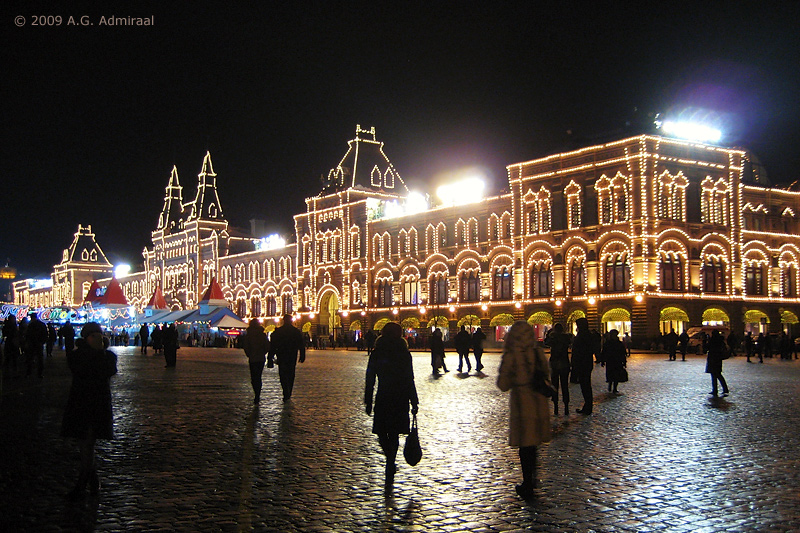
[{"xmin": 4, "ymin": 2, "xmax": 800, "ymax": 278}]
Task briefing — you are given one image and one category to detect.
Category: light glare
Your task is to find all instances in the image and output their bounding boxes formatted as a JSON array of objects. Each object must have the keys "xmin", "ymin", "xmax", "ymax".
[{"xmin": 661, "ymin": 121, "xmax": 722, "ymax": 143}]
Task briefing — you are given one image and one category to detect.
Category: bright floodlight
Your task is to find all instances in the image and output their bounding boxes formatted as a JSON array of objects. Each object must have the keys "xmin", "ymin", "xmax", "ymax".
[
  {"xmin": 383, "ymin": 200, "xmax": 405, "ymax": 219},
  {"xmin": 661, "ymin": 121, "xmax": 722, "ymax": 143},
  {"xmin": 405, "ymin": 191, "xmax": 429, "ymax": 215},
  {"xmin": 114, "ymin": 264, "xmax": 131, "ymax": 278},
  {"xmin": 257, "ymin": 234, "xmax": 286, "ymax": 251},
  {"xmin": 437, "ymin": 177, "xmax": 485, "ymax": 207}
]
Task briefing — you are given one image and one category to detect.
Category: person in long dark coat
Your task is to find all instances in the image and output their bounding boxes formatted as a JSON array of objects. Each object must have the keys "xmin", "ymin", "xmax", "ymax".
[
  {"xmin": 364, "ymin": 322, "xmax": 419, "ymax": 494},
  {"xmin": 163, "ymin": 324, "xmax": 179, "ymax": 367},
  {"xmin": 545, "ymin": 322, "xmax": 571, "ymax": 415},
  {"xmin": 151, "ymin": 325, "xmax": 164, "ymax": 354},
  {"xmin": 25, "ymin": 313, "xmax": 49, "ymax": 378},
  {"xmin": 267, "ymin": 314, "xmax": 306, "ymax": 402},
  {"xmin": 429, "ymin": 328, "xmax": 448, "ymax": 375},
  {"xmin": 454, "ymin": 325, "xmax": 472, "ymax": 373},
  {"xmin": 139, "ymin": 323, "xmax": 150, "ymax": 355},
  {"xmin": 706, "ymin": 330, "xmax": 730, "ymax": 397},
  {"xmin": 571, "ymin": 318, "xmax": 596, "ymax": 414},
  {"xmin": 61, "ymin": 322, "xmax": 117, "ymax": 500},
  {"xmin": 472, "ymin": 327, "xmax": 487, "ymax": 371},
  {"xmin": 242, "ymin": 319, "xmax": 269, "ymax": 403},
  {"xmin": 600, "ymin": 329, "xmax": 627, "ymax": 394}
]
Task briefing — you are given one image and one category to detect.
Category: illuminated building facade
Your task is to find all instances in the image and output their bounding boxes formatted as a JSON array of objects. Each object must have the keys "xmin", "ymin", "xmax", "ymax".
[{"xmin": 14, "ymin": 127, "xmax": 800, "ymax": 345}]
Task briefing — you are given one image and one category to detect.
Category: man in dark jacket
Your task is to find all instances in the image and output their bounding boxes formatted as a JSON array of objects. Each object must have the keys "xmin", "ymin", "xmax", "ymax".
[
  {"xmin": 268, "ymin": 314, "xmax": 306, "ymax": 402},
  {"xmin": 25, "ymin": 313, "xmax": 49, "ymax": 378},
  {"xmin": 545, "ymin": 322, "xmax": 571, "ymax": 415},
  {"xmin": 139, "ymin": 323, "xmax": 150, "ymax": 355},
  {"xmin": 243, "ymin": 319, "xmax": 270, "ymax": 403},
  {"xmin": 571, "ymin": 318, "xmax": 596, "ymax": 414},
  {"xmin": 59, "ymin": 320, "xmax": 76, "ymax": 353},
  {"xmin": 454, "ymin": 325, "xmax": 472, "ymax": 373}
]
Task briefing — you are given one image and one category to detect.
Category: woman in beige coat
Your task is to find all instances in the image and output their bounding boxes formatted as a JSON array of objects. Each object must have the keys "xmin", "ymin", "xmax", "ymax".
[{"xmin": 497, "ymin": 321, "xmax": 552, "ymax": 499}]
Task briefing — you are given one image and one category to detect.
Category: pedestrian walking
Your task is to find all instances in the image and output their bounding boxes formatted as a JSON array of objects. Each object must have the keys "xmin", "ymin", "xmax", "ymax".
[
  {"xmin": 267, "ymin": 314, "xmax": 306, "ymax": 402},
  {"xmin": 706, "ymin": 330, "xmax": 730, "ymax": 397},
  {"xmin": 61, "ymin": 322, "xmax": 117, "ymax": 501},
  {"xmin": 242, "ymin": 319, "xmax": 269, "ymax": 404},
  {"xmin": 600, "ymin": 329, "xmax": 627, "ymax": 394},
  {"xmin": 59, "ymin": 320, "xmax": 75, "ymax": 353},
  {"xmin": 496, "ymin": 321, "xmax": 552, "ymax": 500},
  {"xmin": 139, "ymin": 323, "xmax": 150, "ymax": 355},
  {"xmin": 472, "ymin": 326, "xmax": 486, "ymax": 371},
  {"xmin": 571, "ymin": 317, "xmax": 596, "ymax": 414},
  {"xmin": 679, "ymin": 330, "xmax": 689, "ymax": 361},
  {"xmin": 756, "ymin": 332, "xmax": 765, "ymax": 363},
  {"xmin": 544, "ymin": 322, "xmax": 571, "ymax": 416},
  {"xmin": 744, "ymin": 331, "xmax": 754, "ymax": 363},
  {"xmin": 364, "ymin": 322, "xmax": 419, "ymax": 494},
  {"xmin": 152, "ymin": 325, "xmax": 164, "ymax": 354},
  {"xmin": 429, "ymin": 328, "xmax": 448, "ymax": 375},
  {"xmin": 664, "ymin": 328, "xmax": 679, "ymax": 361},
  {"xmin": 163, "ymin": 323, "xmax": 179, "ymax": 367},
  {"xmin": 25, "ymin": 313, "xmax": 48, "ymax": 378},
  {"xmin": 454, "ymin": 325, "xmax": 472, "ymax": 373}
]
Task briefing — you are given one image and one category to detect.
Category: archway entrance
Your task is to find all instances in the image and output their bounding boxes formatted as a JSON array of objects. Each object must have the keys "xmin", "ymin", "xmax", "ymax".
[{"xmin": 318, "ymin": 291, "xmax": 341, "ymax": 344}]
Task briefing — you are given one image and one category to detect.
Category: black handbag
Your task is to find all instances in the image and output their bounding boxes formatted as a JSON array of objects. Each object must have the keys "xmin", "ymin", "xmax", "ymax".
[
  {"xmin": 617, "ymin": 367, "xmax": 629, "ymax": 383},
  {"xmin": 404, "ymin": 415, "xmax": 422, "ymax": 466},
  {"xmin": 533, "ymin": 369, "xmax": 557, "ymax": 399}
]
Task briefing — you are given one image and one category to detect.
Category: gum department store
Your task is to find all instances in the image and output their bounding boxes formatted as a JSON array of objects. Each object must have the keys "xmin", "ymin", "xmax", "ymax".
[{"xmin": 13, "ymin": 126, "xmax": 800, "ymax": 346}]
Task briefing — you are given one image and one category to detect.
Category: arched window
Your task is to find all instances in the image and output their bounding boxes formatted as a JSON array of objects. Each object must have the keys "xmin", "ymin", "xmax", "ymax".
[
  {"xmin": 461, "ymin": 271, "xmax": 480, "ymax": 302},
  {"xmin": 376, "ymin": 280, "xmax": 393, "ymax": 307},
  {"xmin": 266, "ymin": 295, "xmax": 277, "ymax": 316},
  {"xmin": 745, "ymin": 263, "xmax": 765, "ymax": 296},
  {"xmin": 236, "ymin": 298, "xmax": 247, "ymax": 318},
  {"xmin": 493, "ymin": 266, "xmax": 513, "ymax": 300},
  {"xmin": 281, "ymin": 293, "xmax": 293, "ymax": 315},
  {"xmin": 783, "ymin": 264, "xmax": 797, "ymax": 297},
  {"xmin": 250, "ymin": 296, "xmax": 262, "ymax": 317},
  {"xmin": 570, "ymin": 258, "xmax": 585, "ymax": 296},
  {"xmin": 530, "ymin": 263, "xmax": 551, "ymax": 297},
  {"xmin": 565, "ymin": 181, "xmax": 582, "ymax": 229},
  {"xmin": 660, "ymin": 255, "xmax": 684, "ymax": 291},
  {"xmin": 701, "ymin": 178, "xmax": 729, "ymax": 225},
  {"xmin": 702, "ymin": 258, "xmax": 726, "ymax": 293},
  {"xmin": 402, "ymin": 279, "xmax": 419, "ymax": 305},
  {"xmin": 604, "ymin": 254, "xmax": 629, "ymax": 293},
  {"xmin": 430, "ymin": 274, "xmax": 449, "ymax": 304}
]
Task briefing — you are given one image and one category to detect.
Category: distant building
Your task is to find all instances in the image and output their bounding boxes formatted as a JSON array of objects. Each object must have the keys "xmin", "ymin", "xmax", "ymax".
[{"xmin": 14, "ymin": 126, "xmax": 800, "ymax": 345}]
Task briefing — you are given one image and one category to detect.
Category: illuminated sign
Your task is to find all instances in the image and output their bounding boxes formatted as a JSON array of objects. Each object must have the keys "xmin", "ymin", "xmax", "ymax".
[
  {"xmin": 0, "ymin": 267, "xmax": 16, "ymax": 280},
  {"xmin": 0, "ymin": 304, "xmax": 29, "ymax": 321}
]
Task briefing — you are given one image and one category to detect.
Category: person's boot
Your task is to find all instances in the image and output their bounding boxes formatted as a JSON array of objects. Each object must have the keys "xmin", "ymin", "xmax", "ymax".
[
  {"xmin": 553, "ymin": 401, "xmax": 558, "ymax": 416},
  {"xmin": 384, "ymin": 462, "xmax": 396, "ymax": 494},
  {"xmin": 564, "ymin": 403, "xmax": 569, "ymax": 416}
]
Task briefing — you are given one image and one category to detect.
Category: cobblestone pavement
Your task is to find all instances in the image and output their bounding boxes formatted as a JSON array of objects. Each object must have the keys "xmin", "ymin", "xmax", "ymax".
[{"xmin": 2, "ymin": 345, "xmax": 800, "ymax": 532}]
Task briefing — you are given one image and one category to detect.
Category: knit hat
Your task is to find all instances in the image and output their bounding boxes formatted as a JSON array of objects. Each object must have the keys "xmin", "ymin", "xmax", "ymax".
[{"xmin": 81, "ymin": 322, "xmax": 103, "ymax": 338}]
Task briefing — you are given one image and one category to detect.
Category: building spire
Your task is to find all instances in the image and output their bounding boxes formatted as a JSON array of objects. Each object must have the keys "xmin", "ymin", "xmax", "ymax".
[
  {"xmin": 186, "ymin": 151, "xmax": 224, "ymax": 221},
  {"xmin": 157, "ymin": 165, "xmax": 184, "ymax": 232}
]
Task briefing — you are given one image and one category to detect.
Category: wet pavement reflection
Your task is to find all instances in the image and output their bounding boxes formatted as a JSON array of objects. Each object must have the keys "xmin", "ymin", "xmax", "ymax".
[{"xmin": 2, "ymin": 346, "xmax": 799, "ymax": 531}]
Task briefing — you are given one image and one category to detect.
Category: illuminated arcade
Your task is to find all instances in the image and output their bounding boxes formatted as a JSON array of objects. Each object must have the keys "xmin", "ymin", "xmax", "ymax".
[{"xmin": 12, "ymin": 124, "xmax": 800, "ymax": 346}]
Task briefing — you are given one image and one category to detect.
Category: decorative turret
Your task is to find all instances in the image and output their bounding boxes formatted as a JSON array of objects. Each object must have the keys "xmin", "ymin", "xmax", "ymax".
[
  {"xmin": 322, "ymin": 125, "xmax": 408, "ymax": 193},
  {"xmin": 157, "ymin": 166, "xmax": 184, "ymax": 232},
  {"xmin": 185, "ymin": 151, "xmax": 224, "ymax": 221}
]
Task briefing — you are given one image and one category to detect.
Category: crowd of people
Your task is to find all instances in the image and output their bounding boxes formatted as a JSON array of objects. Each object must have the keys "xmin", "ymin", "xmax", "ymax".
[{"xmin": 4, "ymin": 309, "xmax": 798, "ymax": 503}]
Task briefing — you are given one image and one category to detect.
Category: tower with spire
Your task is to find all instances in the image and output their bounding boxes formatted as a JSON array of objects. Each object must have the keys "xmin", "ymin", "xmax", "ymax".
[
  {"xmin": 185, "ymin": 151, "xmax": 224, "ymax": 221},
  {"xmin": 156, "ymin": 166, "xmax": 184, "ymax": 232}
]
